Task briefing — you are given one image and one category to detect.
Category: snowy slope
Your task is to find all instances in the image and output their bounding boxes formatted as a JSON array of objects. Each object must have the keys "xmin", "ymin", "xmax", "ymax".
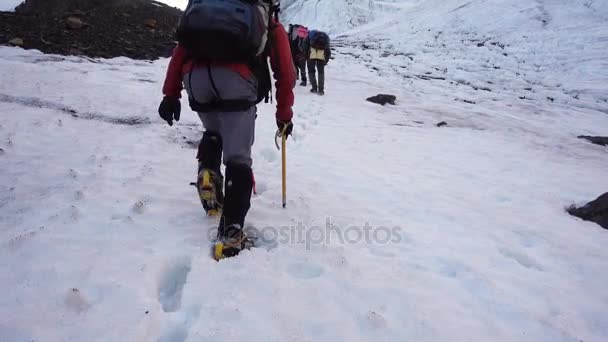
[
  {"xmin": 281, "ymin": 0, "xmax": 376, "ymax": 34},
  {"xmin": 0, "ymin": 0, "xmax": 22, "ymax": 11},
  {"xmin": 2, "ymin": 0, "xmax": 608, "ymax": 341}
]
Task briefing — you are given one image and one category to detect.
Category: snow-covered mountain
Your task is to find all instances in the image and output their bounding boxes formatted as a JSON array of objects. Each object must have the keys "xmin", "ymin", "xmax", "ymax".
[
  {"xmin": 281, "ymin": 0, "xmax": 377, "ymax": 34},
  {"xmin": 0, "ymin": 0, "xmax": 22, "ymax": 11},
  {"xmin": 1, "ymin": 1, "xmax": 608, "ymax": 341}
]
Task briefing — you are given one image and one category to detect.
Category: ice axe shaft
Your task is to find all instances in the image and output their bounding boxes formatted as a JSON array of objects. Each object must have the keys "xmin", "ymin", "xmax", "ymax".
[
  {"xmin": 275, "ymin": 128, "xmax": 288, "ymax": 208},
  {"xmin": 281, "ymin": 134, "xmax": 287, "ymax": 208}
]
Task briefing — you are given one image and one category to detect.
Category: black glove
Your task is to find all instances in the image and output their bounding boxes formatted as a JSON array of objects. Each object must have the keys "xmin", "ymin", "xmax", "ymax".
[
  {"xmin": 276, "ymin": 119, "xmax": 293, "ymax": 137},
  {"xmin": 158, "ymin": 96, "xmax": 181, "ymax": 126}
]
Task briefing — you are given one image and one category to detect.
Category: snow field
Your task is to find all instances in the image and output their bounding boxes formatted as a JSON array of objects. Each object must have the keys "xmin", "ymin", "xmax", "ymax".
[{"xmin": 1, "ymin": 0, "xmax": 608, "ymax": 341}]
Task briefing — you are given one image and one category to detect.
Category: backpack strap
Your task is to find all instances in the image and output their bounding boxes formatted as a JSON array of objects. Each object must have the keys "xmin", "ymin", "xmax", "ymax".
[{"xmin": 189, "ymin": 98, "xmax": 256, "ymax": 113}]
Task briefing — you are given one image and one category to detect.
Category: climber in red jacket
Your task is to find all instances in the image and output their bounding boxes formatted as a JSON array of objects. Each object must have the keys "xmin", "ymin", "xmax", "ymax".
[{"xmin": 158, "ymin": 1, "xmax": 295, "ymax": 258}]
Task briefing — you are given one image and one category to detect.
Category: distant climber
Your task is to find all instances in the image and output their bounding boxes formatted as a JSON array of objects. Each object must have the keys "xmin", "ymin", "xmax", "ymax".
[
  {"xmin": 305, "ymin": 30, "xmax": 331, "ymax": 95},
  {"xmin": 288, "ymin": 24, "xmax": 309, "ymax": 87}
]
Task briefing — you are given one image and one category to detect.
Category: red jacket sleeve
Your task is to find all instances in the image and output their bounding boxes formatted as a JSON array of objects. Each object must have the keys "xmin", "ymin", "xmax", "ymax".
[
  {"xmin": 162, "ymin": 44, "xmax": 187, "ymax": 98},
  {"xmin": 269, "ymin": 22, "xmax": 296, "ymax": 122}
]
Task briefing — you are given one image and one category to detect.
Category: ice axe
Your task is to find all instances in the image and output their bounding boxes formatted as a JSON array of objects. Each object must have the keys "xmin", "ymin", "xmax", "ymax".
[{"xmin": 275, "ymin": 127, "xmax": 287, "ymax": 208}]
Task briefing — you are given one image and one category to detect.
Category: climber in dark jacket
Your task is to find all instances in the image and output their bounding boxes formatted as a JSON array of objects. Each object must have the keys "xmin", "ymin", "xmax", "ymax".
[{"xmin": 305, "ymin": 30, "xmax": 331, "ymax": 95}]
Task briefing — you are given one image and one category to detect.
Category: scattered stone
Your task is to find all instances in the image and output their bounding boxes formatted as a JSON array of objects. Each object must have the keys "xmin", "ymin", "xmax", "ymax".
[
  {"xmin": 65, "ymin": 287, "xmax": 90, "ymax": 313},
  {"xmin": 568, "ymin": 193, "xmax": 608, "ymax": 229},
  {"xmin": 8, "ymin": 38, "xmax": 23, "ymax": 46},
  {"xmin": 69, "ymin": 48, "xmax": 84, "ymax": 55},
  {"xmin": 133, "ymin": 200, "xmax": 145, "ymax": 214},
  {"xmin": 455, "ymin": 98, "xmax": 476, "ymax": 104},
  {"xmin": 71, "ymin": 10, "xmax": 86, "ymax": 17},
  {"xmin": 366, "ymin": 94, "xmax": 397, "ymax": 106},
  {"xmin": 416, "ymin": 74, "xmax": 446, "ymax": 81},
  {"xmin": 144, "ymin": 18, "xmax": 157, "ymax": 29},
  {"xmin": 66, "ymin": 16, "xmax": 83, "ymax": 30},
  {"xmin": 436, "ymin": 121, "xmax": 448, "ymax": 127},
  {"xmin": 578, "ymin": 135, "xmax": 608, "ymax": 147}
]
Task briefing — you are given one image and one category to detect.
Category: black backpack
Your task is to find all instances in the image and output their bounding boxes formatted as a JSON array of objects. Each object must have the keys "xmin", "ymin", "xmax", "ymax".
[
  {"xmin": 176, "ymin": 0, "xmax": 272, "ymax": 63},
  {"xmin": 178, "ymin": 0, "xmax": 278, "ymax": 107},
  {"xmin": 311, "ymin": 31, "xmax": 329, "ymax": 50}
]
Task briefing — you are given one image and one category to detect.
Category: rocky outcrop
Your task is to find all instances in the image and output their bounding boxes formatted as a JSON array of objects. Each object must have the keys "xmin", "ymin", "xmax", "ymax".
[
  {"xmin": 568, "ymin": 193, "xmax": 608, "ymax": 229},
  {"xmin": 578, "ymin": 136, "xmax": 608, "ymax": 147},
  {"xmin": 366, "ymin": 94, "xmax": 397, "ymax": 106},
  {"xmin": 0, "ymin": 0, "xmax": 181, "ymax": 60}
]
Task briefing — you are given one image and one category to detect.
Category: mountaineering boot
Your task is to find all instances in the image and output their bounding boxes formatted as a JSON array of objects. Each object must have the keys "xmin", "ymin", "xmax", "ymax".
[
  {"xmin": 214, "ymin": 162, "xmax": 254, "ymax": 259},
  {"xmin": 214, "ymin": 224, "xmax": 255, "ymax": 259},
  {"xmin": 318, "ymin": 72, "xmax": 325, "ymax": 96},
  {"xmin": 221, "ymin": 162, "xmax": 253, "ymax": 228},
  {"xmin": 196, "ymin": 131, "xmax": 224, "ymax": 216},
  {"xmin": 300, "ymin": 79, "xmax": 307, "ymax": 87},
  {"xmin": 309, "ymin": 74, "xmax": 318, "ymax": 93}
]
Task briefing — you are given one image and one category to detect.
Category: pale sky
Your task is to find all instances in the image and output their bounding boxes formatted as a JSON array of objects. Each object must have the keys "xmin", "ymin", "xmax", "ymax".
[{"xmin": 156, "ymin": 0, "xmax": 187, "ymax": 9}]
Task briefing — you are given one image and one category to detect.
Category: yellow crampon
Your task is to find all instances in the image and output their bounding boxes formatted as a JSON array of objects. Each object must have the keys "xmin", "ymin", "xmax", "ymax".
[
  {"xmin": 199, "ymin": 170, "xmax": 222, "ymax": 216},
  {"xmin": 213, "ymin": 243, "xmax": 225, "ymax": 261},
  {"xmin": 207, "ymin": 209, "xmax": 221, "ymax": 217}
]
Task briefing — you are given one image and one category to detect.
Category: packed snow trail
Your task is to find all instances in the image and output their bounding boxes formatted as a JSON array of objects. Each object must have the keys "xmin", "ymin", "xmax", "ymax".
[{"xmin": 1, "ymin": 43, "xmax": 607, "ymax": 341}]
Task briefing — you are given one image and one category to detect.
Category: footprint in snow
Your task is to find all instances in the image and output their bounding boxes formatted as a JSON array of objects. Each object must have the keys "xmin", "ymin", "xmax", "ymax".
[
  {"xmin": 368, "ymin": 247, "xmax": 396, "ymax": 258},
  {"xmin": 65, "ymin": 288, "xmax": 90, "ymax": 313},
  {"xmin": 68, "ymin": 205, "xmax": 81, "ymax": 223},
  {"xmin": 253, "ymin": 180, "xmax": 268, "ymax": 195},
  {"xmin": 157, "ymin": 256, "xmax": 192, "ymax": 313},
  {"xmin": 74, "ymin": 190, "xmax": 85, "ymax": 201},
  {"xmin": 133, "ymin": 200, "xmax": 146, "ymax": 214},
  {"xmin": 158, "ymin": 305, "xmax": 201, "ymax": 342},
  {"xmin": 286, "ymin": 262, "xmax": 324, "ymax": 279},
  {"xmin": 498, "ymin": 247, "xmax": 544, "ymax": 271},
  {"xmin": 435, "ymin": 257, "xmax": 471, "ymax": 278},
  {"xmin": 7, "ymin": 227, "xmax": 44, "ymax": 250},
  {"xmin": 259, "ymin": 147, "xmax": 278, "ymax": 163},
  {"xmin": 366, "ymin": 310, "xmax": 387, "ymax": 330}
]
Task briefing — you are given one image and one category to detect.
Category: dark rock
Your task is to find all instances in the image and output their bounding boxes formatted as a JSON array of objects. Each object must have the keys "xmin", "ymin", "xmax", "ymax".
[
  {"xmin": 366, "ymin": 94, "xmax": 397, "ymax": 106},
  {"xmin": 436, "ymin": 121, "xmax": 448, "ymax": 127},
  {"xmin": 578, "ymin": 135, "xmax": 608, "ymax": 147},
  {"xmin": 2, "ymin": 0, "xmax": 180, "ymax": 60},
  {"xmin": 8, "ymin": 37, "xmax": 23, "ymax": 46},
  {"xmin": 144, "ymin": 18, "xmax": 157, "ymax": 28},
  {"xmin": 568, "ymin": 193, "xmax": 608, "ymax": 229},
  {"xmin": 69, "ymin": 48, "xmax": 84, "ymax": 55},
  {"xmin": 66, "ymin": 17, "xmax": 83, "ymax": 30}
]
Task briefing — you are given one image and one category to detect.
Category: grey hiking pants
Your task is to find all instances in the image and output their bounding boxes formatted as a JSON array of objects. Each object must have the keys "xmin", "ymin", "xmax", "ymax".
[
  {"xmin": 183, "ymin": 66, "xmax": 257, "ymax": 167},
  {"xmin": 307, "ymin": 59, "xmax": 325, "ymax": 91}
]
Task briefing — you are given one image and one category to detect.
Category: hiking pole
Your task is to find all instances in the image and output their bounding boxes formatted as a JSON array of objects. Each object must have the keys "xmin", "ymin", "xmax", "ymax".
[{"xmin": 275, "ymin": 127, "xmax": 288, "ymax": 208}]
